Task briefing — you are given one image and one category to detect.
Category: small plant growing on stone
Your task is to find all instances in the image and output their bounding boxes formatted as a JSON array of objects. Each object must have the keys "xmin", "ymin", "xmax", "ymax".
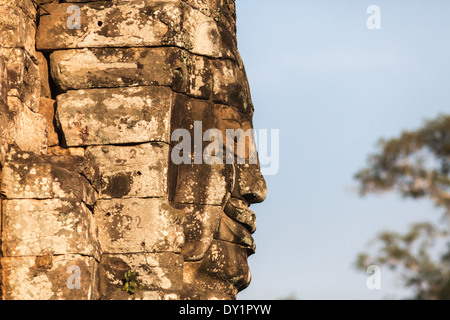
[{"xmin": 122, "ymin": 270, "xmax": 142, "ymax": 294}]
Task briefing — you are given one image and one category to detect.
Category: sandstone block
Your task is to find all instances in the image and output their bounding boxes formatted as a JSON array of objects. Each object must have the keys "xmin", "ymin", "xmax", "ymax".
[
  {"xmin": 182, "ymin": 0, "xmax": 237, "ymax": 40},
  {"xmin": 36, "ymin": 51, "xmax": 52, "ymax": 98},
  {"xmin": 94, "ymin": 198, "xmax": 184, "ymax": 254},
  {"xmin": 0, "ymin": 0, "xmax": 37, "ymax": 21},
  {"xmin": 49, "ymin": 48, "xmax": 249, "ymax": 110},
  {"xmin": 183, "ymin": 52, "xmax": 212, "ymax": 98},
  {"xmin": 38, "ymin": 97, "xmax": 59, "ymax": 147},
  {"xmin": 50, "ymin": 47, "xmax": 173, "ymax": 92},
  {"xmin": 211, "ymin": 59, "xmax": 253, "ymax": 113},
  {"xmin": 1, "ymin": 254, "xmax": 99, "ymax": 300},
  {"xmin": 8, "ymin": 97, "xmax": 48, "ymax": 155},
  {"xmin": 86, "ymin": 143, "xmax": 169, "ymax": 199},
  {"xmin": 0, "ymin": 48, "xmax": 40, "ymax": 113},
  {"xmin": 36, "ymin": 1, "xmax": 235, "ymax": 59},
  {"xmin": 0, "ymin": 149, "xmax": 97, "ymax": 205},
  {"xmin": 0, "ymin": 5, "xmax": 36, "ymax": 57},
  {"xmin": 56, "ymin": 86, "xmax": 172, "ymax": 146},
  {"xmin": 49, "ymin": 47, "xmax": 211, "ymax": 98},
  {"xmin": 46, "ymin": 154, "xmax": 100, "ymax": 189},
  {"xmin": 98, "ymin": 252, "xmax": 183, "ymax": 299},
  {"xmin": 1, "ymin": 199, "xmax": 101, "ymax": 259}
]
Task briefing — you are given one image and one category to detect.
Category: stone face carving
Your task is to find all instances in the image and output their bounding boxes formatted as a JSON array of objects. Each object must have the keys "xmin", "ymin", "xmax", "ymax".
[{"xmin": 0, "ymin": 0, "xmax": 266, "ymax": 300}]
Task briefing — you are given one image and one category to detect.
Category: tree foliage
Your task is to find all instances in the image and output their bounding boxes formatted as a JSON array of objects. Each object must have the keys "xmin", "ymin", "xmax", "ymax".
[{"xmin": 355, "ymin": 114, "xmax": 450, "ymax": 299}]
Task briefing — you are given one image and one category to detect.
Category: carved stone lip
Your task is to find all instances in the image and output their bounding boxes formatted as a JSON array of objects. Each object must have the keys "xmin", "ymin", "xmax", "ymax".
[
  {"xmin": 217, "ymin": 211, "xmax": 256, "ymax": 254},
  {"xmin": 223, "ymin": 197, "xmax": 257, "ymax": 233}
]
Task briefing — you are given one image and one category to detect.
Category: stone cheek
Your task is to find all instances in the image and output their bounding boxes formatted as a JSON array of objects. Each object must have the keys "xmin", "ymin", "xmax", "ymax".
[
  {"xmin": 211, "ymin": 59, "xmax": 253, "ymax": 113},
  {"xmin": 173, "ymin": 163, "xmax": 231, "ymax": 206},
  {"xmin": 178, "ymin": 204, "xmax": 222, "ymax": 262}
]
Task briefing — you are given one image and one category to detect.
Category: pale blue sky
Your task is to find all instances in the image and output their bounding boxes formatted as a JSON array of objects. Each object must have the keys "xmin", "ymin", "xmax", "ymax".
[{"xmin": 235, "ymin": 0, "xmax": 450, "ymax": 299}]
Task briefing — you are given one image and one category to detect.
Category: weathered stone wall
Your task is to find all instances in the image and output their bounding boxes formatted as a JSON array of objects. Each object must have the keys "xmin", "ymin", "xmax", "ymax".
[
  {"xmin": 0, "ymin": 0, "xmax": 266, "ymax": 300},
  {"xmin": 0, "ymin": 0, "xmax": 46, "ymax": 299}
]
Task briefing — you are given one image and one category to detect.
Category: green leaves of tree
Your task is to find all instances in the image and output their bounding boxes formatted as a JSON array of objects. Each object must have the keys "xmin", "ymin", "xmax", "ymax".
[
  {"xmin": 355, "ymin": 114, "xmax": 450, "ymax": 299},
  {"xmin": 355, "ymin": 115, "xmax": 450, "ymax": 208}
]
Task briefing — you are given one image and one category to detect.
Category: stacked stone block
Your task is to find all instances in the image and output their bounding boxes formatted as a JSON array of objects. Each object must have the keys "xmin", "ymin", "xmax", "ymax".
[
  {"xmin": 1, "ymin": 0, "xmax": 263, "ymax": 300},
  {"xmin": 0, "ymin": 0, "xmax": 93, "ymax": 299}
]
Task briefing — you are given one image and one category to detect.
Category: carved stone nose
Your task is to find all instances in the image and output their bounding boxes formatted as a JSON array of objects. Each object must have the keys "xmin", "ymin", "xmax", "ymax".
[{"xmin": 234, "ymin": 164, "xmax": 267, "ymax": 204}]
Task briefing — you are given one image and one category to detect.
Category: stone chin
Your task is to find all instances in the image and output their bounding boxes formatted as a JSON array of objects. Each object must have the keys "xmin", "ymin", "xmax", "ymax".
[
  {"xmin": 179, "ymin": 193, "xmax": 258, "ymax": 298},
  {"xmin": 183, "ymin": 238, "xmax": 253, "ymax": 299}
]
